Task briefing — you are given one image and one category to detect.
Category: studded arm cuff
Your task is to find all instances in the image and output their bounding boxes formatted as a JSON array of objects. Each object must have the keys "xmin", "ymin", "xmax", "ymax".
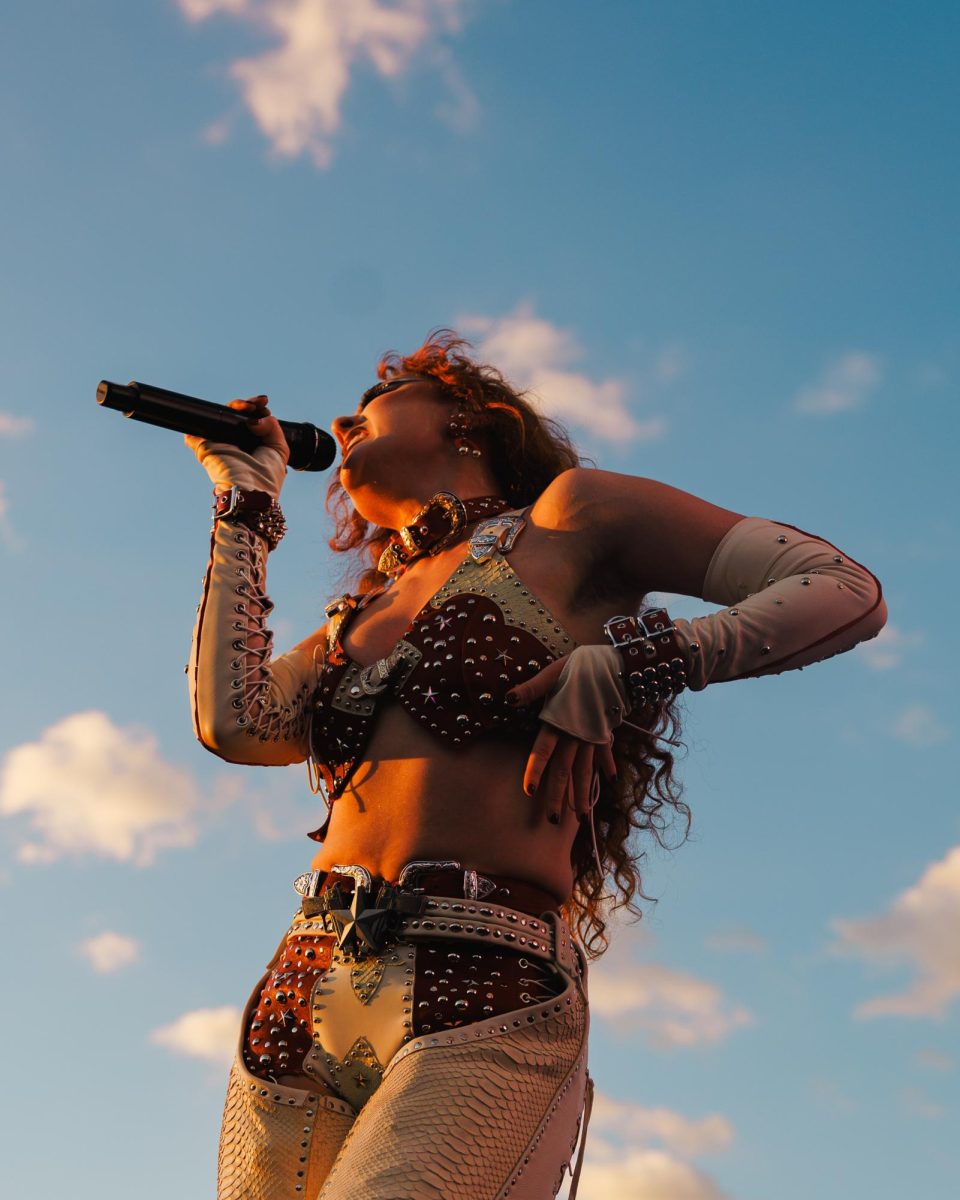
[
  {"xmin": 213, "ymin": 487, "xmax": 287, "ymax": 552},
  {"xmin": 674, "ymin": 517, "xmax": 888, "ymax": 690},
  {"xmin": 188, "ymin": 519, "xmax": 315, "ymax": 763},
  {"xmin": 604, "ymin": 609, "xmax": 689, "ymax": 709}
]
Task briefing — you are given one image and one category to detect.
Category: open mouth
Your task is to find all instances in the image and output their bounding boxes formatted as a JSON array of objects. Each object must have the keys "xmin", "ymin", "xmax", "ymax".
[{"xmin": 342, "ymin": 432, "xmax": 366, "ymax": 460}]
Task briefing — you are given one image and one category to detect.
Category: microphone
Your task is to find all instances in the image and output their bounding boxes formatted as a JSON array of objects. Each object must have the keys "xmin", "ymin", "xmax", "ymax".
[{"xmin": 96, "ymin": 380, "xmax": 337, "ymax": 472}]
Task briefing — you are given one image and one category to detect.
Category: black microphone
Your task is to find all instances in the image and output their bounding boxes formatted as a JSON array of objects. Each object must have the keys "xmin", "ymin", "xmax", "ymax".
[{"xmin": 96, "ymin": 380, "xmax": 337, "ymax": 472}]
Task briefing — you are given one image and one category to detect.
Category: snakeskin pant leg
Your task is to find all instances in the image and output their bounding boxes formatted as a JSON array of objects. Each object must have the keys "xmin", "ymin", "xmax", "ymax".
[
  {"xmin": 219, "ymin": 910, "xmax": 589, "ymax": 1200},
  {"xmin": 316, "ymin": 938, "xmax": 589, "ymax": 1200}
]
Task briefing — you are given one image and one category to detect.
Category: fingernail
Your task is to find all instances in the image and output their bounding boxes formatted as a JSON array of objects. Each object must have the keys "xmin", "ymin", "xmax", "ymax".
[
  {"xmin": 548, "ymin": 812, "xmax": 561, "ymax": 825},
  {"xmin": 505, "ymin": 691, "xmax": 519, "ymax": 706}
]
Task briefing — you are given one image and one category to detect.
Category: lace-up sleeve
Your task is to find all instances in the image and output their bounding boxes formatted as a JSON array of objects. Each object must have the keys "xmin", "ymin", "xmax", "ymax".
[{"xmin": 188, "ymin": 520, "xmax": 317, "ymax": 764}]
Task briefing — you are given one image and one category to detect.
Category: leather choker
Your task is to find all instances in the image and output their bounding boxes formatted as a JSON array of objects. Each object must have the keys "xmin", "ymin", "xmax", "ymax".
[{"xmin": 377, "ymin": 492, "xmax": 509, "ymax": 576}]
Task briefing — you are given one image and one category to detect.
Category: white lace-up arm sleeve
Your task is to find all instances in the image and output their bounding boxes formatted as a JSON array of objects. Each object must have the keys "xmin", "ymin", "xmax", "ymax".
[
  {"xmin": 188, "ymin": 520, "xmax": 317, "ymax": 764},
  {"xmin": 674, "ymin": 517, "xmax": 887, "ymax": 689}
]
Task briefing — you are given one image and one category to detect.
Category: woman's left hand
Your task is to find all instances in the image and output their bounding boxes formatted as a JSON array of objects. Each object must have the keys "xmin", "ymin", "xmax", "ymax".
[{"xmin": 507, "ymin": 658, "xmax": 618, "ymax": 824}]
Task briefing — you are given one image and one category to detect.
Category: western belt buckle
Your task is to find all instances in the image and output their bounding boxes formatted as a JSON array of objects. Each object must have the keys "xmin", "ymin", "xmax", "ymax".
[
  {"xmin": 302, "ymin": 864, "xmax": 420, "ymax": 959},
  {"xmin": 293, "ymin": 869, "xmax": 324, "ymax": 898},
  {"xmin": 396, "ymin": 859, "xmax": 496, "ymax": 900}
]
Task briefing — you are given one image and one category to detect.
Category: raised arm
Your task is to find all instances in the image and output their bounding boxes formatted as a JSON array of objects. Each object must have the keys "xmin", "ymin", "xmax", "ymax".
[
  {"xmin": 186, "ymin": 398, "xmax": 320, "ymax": 766},
  {"xmin": 538, "ymin": 466, "xmax": 887, "ymax": 685},
  {"xmin": 513, "ymin": 469, "xmax": 887, "ymax": 812}
]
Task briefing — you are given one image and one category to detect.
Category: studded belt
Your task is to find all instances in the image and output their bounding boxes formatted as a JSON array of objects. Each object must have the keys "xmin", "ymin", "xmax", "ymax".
[{"xmin": 291, "ymin": 860, "xmax": 577, "ymax": 978}]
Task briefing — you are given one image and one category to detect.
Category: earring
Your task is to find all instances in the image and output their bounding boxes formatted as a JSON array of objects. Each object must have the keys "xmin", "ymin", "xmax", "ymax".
[{"xmin": 448, "ymin": 409, "xmax": 482, "ymax": 458}]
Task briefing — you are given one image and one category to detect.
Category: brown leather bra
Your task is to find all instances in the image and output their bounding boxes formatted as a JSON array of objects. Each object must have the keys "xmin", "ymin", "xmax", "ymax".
[{"xmin": 307, "ymin": 512, "xmax": 576, "ymax": 839}]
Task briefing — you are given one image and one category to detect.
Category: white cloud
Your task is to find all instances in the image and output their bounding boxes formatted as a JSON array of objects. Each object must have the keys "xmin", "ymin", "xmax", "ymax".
[
  {"xmin": 80, "ymin": 931, "xmax": 141, "ymax": 973},
  {"xmin": 832, "ymin": 845, "xmax": 960, "ymax": 1018},
  {"xmin": 794, "ymin": 351, "xmax": 882, "ymax": 415},
  {"xmin": 151, "ymin": 1006, "xmax": 241, "ymax": 1064},
  {"xmin": 576, "ymin": 1147, "xmax": 730, "ymax": 1200},
  {"xmin": 892, "ymin": 703, "xmax": 949, "ymax": 747},
  {"xmin": 857, "ymin": 622, "xmax": 923, "ymax": 671},
  {"xmin": 914, "ymin": 1049, "xmax": 955, "ymax": 1072},
  {"xmin": 0, "ymin": 412, "xmax": 34, "ymax": 436},
  {"xmin": 588, "ymin": 952, "xmax": 752, "ymax": 1048},
  {"xmin": 591, "ymin": 1093, "xmax": 734, "ymax": 1158},
  {"xmin": 461, "ymin": 304, "xmax": 663, "ymax": 442},
  {"xmin": 0, "ymin": 711, "xmax": 201, "ymax": 865},
  {"xmin": 179, "ymin": 0, "xmax": 473, "ymax": 167}
]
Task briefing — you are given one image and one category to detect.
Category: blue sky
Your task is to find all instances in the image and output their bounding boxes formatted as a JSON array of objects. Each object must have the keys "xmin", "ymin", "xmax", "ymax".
[{"xmin": 1, "ymin": 3, "xmax": 958, "ymax": 1198}]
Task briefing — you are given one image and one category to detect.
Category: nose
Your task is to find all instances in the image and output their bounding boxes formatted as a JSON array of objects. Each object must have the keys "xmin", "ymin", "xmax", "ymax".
[{"xmin": 331, "ymin": 413, "xmax": 361, "ymax": 446}]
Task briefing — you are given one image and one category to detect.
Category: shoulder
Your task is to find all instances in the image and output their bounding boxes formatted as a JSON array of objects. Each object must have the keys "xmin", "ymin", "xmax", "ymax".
[
  {"xmin": 532, "ymin": 467, "xmax": 746, "ymax": 599},
  {"xmin": 531, "ymin": 466, "xmax": 626, "ymax": 525},
  {"xmin": 532, "ymin": 467, "xmax": 669, "ymax": 532}
]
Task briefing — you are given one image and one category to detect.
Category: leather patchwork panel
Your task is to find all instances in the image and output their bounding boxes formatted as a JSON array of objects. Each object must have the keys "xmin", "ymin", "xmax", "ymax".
[{"xmin": 317, "ymin": 982, "xmax": 588, "ymax": 1199}]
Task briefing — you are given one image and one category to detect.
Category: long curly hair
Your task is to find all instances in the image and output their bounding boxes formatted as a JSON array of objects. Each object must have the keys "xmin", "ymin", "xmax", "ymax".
[{"xmin": 326, "ymin": 330, "xmax": 689, "ymax": 957}]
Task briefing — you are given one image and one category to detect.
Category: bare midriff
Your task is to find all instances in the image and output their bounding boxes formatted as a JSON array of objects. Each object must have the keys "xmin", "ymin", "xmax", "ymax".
[
  {"xmin": 305, "ymin": 497, "xmax": 638, "ymax": 908},
  {"xmin": 310, "ymin": 702, "xmax": 578, "ymax": 905}
]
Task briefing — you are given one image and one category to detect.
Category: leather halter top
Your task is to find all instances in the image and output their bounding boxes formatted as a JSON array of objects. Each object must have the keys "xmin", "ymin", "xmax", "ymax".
[{"xmin": 307, "ymin": 512, "xmax": 576, "ymax": 839}]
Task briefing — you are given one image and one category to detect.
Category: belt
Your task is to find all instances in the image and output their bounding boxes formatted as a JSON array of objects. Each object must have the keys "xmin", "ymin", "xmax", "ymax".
[{"xmin": 291, "ymin": 860, "xmax": 577, "ymax": 978}]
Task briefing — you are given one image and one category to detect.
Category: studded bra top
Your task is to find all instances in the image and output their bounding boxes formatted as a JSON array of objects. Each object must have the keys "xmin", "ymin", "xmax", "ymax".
[{"xmin": 307, "ymin": 512, "xmax": 576, "ymax": 839}]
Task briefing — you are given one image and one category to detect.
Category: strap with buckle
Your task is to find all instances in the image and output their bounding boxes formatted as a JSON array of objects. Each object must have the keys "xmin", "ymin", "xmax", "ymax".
[
  {"xmin": 213, "ymin": 486, "xmax": 287, "ymax": 551},
  {"xmin": 604, "ymin": 607, "xmax": 688, "ymax": 708}
]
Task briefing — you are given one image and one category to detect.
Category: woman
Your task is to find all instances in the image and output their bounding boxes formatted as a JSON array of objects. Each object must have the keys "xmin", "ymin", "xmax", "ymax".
[{"xmin": 186, "ymin": 332, "xmax": 886, "ymax": 1200}]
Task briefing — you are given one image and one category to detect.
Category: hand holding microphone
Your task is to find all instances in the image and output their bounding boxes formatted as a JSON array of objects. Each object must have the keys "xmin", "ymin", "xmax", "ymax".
[
  {"xmin": 96, "ymin": 379, "xmax": 336, "ymax": 473},
  {"xmin": 186, "ymin": 395, "xmax": 289, "ymax": 499}
]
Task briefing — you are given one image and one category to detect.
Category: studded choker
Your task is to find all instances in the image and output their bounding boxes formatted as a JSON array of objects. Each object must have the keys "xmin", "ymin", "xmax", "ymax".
[{"xmin": 377, "ymin": 492, "xmax": 509, "ymax": 576}]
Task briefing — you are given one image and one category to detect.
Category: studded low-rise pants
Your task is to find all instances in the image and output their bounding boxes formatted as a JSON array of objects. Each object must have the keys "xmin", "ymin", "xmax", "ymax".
[{"xmin": 218, "ymin": 887, "xmax": 591, "ymax": 1199}]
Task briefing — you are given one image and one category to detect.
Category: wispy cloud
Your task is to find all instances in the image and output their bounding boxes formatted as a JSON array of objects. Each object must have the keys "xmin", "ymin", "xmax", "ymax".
[
  {"xmin": 150, "ymin": 1006, "xmax": 241, "ymax": 1064},
  {"xmin": 576, "ymin": 1147, "xmax": 730, "ymax": 1200},
  {"xmin": 0, "ymin": 412, "xmax": 34, "ymax": 437},
  {"xmin": 892, "ymin": 703, "xmax": 949, "ymax": 747},
  {"xmin": 588, "ymin": 949, "xmax": 752, "ymax": 1048},
  {"xmin": 793, "ymin": 351, "xmax": 882, "ymax": 415},
  {"xmin": 914, "ymin": 1049, "xmax": 955, "ymax": 1072},
  {"xmin": 857, "ymin": 622, "xmax": 923, "ymax": 671},
  {"xmin": 461, "ymin": 304, "xmax": 665, "ymax": 443},
  {"xmin": 654, "ymin": 342, "xmax": 690, "ymax": 384},
  {"xmin": 179, "ymin": 0, "xmax": 474, "ymax": 167},
  {"xmin": 832, "ymin": 844, "xmax": 960, "ymax": 1018},
  {"xmin": 0, "ymin": 480, "xmax": 20, "ymax": 550},
  {"xmin": 900, "ymin": 1087, "xmax": 944, "ymax": 1120},
  {"xmin": 811, "ymin": 1076, "xmax": 858, "ymax": 1114},
  {"xmin": 913, "ymin": 361, "xmax": 949, "ymax": 390},
  {"xmin": 704, "ymin": 927, "xmax": 766, "ymax": 954},
  {"xmin": 79, "ymin": 931, "xmax": 141, "ymax": 973},
  {"xmin": 591, "ymin": 1094, "xmax": 734, "ymax": 1158},
  {"xmin": 0, "ymin": 711, "xmax": 201, "ymax": 865}
]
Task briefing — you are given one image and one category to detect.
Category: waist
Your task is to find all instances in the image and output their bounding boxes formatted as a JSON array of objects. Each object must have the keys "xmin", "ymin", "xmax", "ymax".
[{"xmin": 296, "ymin": 861, "xmax": 563, "ymax": 917}]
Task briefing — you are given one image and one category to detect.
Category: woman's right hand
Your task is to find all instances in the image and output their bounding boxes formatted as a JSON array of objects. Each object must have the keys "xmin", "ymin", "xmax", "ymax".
[{"xmin": 185, "ymin": 395, "xmax": 290, "ymax": 499}]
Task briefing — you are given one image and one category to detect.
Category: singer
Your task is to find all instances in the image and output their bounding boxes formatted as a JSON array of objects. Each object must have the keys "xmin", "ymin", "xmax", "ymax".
[{"xmin": 185, "ymin": 330, "xmax": 886, "ymax": 1199}]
